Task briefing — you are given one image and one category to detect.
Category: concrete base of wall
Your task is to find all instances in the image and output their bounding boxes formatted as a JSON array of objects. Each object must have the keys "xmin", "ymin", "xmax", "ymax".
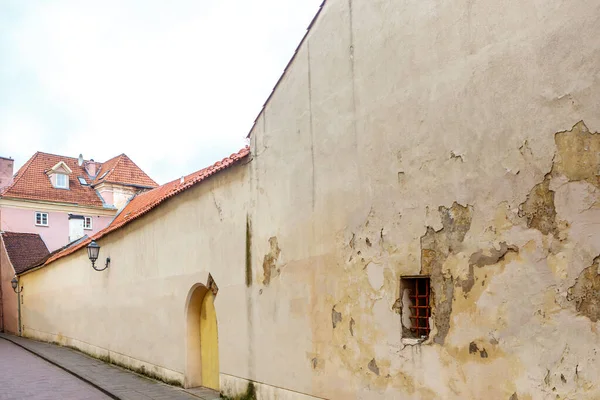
[
  {"xmin": 21, "ymin": 328, "xmax": 323, "ymax": 399},
  {"xmin": 220, "ymin": 374, "xmax": 324, "ymax": 400},
  {"xmin": 23, "ymin": 327, "xmax": 184, "ymax": 387}
]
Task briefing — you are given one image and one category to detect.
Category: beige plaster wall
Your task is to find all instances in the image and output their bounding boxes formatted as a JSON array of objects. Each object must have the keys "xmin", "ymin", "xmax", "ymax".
[
  {"xmin": 20, "ymin": 163, "xmax": 250, "ymax": 386},
  {"xmin": 246, "ymin": 0, "xmax": 600, "ymax": 399},
  {"xmin": 16, "ymin": 0, "xmax": 600, "ymax": 399}
]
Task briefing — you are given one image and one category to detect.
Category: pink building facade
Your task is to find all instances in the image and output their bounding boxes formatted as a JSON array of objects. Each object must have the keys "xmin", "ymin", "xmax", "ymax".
[
  {"xmin": 0, "ymin": 151, "xmax": 157, "ymax": 334},
  {"xmin": 0, "ymin": 206, "xmax": 114, "ymax": 252},
  {"xmin": 0, "ymin": 152, "xmax": 157, "ymax": 252}
]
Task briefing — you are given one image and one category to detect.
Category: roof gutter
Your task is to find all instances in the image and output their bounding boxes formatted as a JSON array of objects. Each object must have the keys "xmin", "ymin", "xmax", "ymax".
[
  {"xmin": 90, "ymin": 182, "xmax": 157, "ymax": 190},
  {"xmin": 0, "ymin": 196, "xmax": 116, "ymax": 211}
]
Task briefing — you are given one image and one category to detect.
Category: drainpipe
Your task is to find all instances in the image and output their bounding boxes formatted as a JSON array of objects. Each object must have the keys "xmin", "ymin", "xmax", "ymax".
[
  {"xmin": 11, "ymin": 275, "xmax": 23, "ymax": 337},
  {"xmin": 17, "ymin": 286, "xmax": 22, "ymax": 336}
]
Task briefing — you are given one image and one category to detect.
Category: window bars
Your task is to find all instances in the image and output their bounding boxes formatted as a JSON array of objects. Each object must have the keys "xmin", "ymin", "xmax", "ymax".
[{"xmin": 406, "ymin": 277, "xmax": 431, "ymax": 338}]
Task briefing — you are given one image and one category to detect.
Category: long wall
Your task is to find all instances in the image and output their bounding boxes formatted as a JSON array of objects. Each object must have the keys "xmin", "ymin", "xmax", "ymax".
[
  {"xmin": 17, "ymin": 0, "xmax": 600, "ymax": 399},
  {"xmin": 20, "ymin": 163, "xmax": 251, "ymax": 386}
]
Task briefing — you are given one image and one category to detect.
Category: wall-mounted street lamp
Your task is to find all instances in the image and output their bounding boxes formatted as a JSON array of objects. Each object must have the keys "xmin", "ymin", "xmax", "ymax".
[
  {"xmin": 87, "ymin": 240, "xmax": 110, "ymax": 271},
  {"xmin": 11, "ymin": 276, "xmax": 22, "ymax": 294},
  {"xmin": 11, "ymin": 276, "xmax": 23, "ymax": 336}
]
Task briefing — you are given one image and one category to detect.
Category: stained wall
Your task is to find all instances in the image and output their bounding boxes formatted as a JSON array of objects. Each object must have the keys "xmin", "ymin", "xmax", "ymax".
[{"xmin": 17, "ymin": 0, "xmax": 600, "ymax": 399}]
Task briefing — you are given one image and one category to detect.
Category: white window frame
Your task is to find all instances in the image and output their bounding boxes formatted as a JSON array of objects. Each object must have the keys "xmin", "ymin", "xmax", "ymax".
[
  {"xmin": 35, "ymin": 212, "xmax": 49, "ymax": 227},
  {"xmin": 84, "ymin": 216, "xmax": 93, "ymax": 230},
  {"xmin": 55, "ymin": 173, "xmax": 68, "ymax": 189}
]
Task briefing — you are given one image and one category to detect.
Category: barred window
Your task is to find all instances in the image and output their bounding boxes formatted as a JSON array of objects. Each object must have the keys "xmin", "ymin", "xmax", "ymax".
[{"xmin": 401, "ymin": 276, "xmax": 431, "ymax": 339}]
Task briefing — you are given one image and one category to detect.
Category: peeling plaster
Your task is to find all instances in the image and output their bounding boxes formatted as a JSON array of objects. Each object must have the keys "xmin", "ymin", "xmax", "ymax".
[
  {"xmin": 421, "ymin": 202, "xmax": 473, "ymax": 345},
  {"xmin": 450, "ymin": 151, "xmax": 464, "ymax": 163},
  {"xmin": 568, "ymin": 256, "xmax": 600, "ymax": 321},
  {"xmin": 262, "ymin": 237, "xmax": 281, "ymax": 286},
  {"xmin": 332, "ymin": 306, "xmax": 342, "ymax": 329},
  {"xmin": 366, "ymin": 262, "xmax": 384, "ymax": 291},
  {"xmin": 519, "ymin": 176, "xmax": 558, "ymax": 236},
  {"xmin": 554, "ymin": 121, "xmax": 600, "ymax": 187},
  {"xmin": 459, "ymin": 242, "xmax": 519, "ymax": 293},
  {"xmin": 368, "ymin": 358, "xmax": 380, "ymax": 375}
]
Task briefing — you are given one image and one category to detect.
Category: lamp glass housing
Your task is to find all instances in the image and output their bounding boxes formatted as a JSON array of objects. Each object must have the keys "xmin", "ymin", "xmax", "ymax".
[
  {"xmin": 87, "ymin": 240, "xmax": 100, "ymax": 263},
  {"xmin": 11, "ymin": 277, "xmax": 18, "ymax": 290}
]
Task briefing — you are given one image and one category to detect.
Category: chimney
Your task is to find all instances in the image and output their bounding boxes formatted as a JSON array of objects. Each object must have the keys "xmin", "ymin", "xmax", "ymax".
[
  {"xmin": 78, "ymin": 154, "xmax": 84, "ymax": 167},
  {"xmin": 84, "ymin": 159, "xmax": 97, "ymax": 177},
  {"xmin": 0, "ymin": 156, "xmax": 14, "ymax": 189}
]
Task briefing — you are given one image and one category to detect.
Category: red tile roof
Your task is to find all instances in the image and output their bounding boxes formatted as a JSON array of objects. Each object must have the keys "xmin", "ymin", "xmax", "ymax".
[
  {"xmin": 0, "ymin": 152, "xmax": 157, "ymax": 208},
  {"xmin": 40, "ymin": 147, "xmax": 250, "ymax": 268},
  {"xmin": 92, "ymin": 154, "xmax": 158, "ymax": 188},
  {"xmin": 1, "ymin": 232, "xmax": 50, "ymax": 274}
]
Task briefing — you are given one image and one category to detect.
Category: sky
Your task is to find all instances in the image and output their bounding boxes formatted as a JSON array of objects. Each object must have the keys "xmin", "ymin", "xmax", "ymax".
[{"xmin": 0, "ymin": 0, "xmax": 322, "ymax": 184}]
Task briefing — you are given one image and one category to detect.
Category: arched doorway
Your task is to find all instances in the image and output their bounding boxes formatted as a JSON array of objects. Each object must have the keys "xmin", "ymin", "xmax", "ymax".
[{"xmin": 185, "ymin": 283, "xmax": 220, "ymax": 390}]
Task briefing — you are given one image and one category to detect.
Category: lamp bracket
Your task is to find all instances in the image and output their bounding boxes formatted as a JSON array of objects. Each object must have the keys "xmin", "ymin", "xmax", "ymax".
[{"xmin": 91, "ymin": 257, "xmax": 111, "ymax": 272}]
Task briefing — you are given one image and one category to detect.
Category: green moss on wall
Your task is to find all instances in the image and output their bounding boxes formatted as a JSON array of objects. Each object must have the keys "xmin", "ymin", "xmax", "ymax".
[
  {"xmin": 246, "ymin": 215, "xmax": 252, "ymax": 287},
  {"xmin": 221, "ymin": 382, "xmax": 257, "ymax": 400}
]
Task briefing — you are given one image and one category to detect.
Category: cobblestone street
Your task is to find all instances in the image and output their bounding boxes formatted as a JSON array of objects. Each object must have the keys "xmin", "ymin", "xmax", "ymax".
[
  {"xmin": 0, "ymin": 335, "xmax": 219, "ymax": 400},
  {"xmin": 0, "ymin": 338, "xmax": 110, "ymax": 400}
]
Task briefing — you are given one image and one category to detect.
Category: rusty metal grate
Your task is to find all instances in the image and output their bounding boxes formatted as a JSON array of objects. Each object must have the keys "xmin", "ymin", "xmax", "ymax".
[{"xmin": 405, "ymin": 277, "xmax": 431, "ymax": 338}]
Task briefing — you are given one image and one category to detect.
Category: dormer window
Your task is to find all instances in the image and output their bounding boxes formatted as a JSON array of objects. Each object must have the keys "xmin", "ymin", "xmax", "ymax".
[
  {"xmin": 46, "ymin": 160, "xmax": 72, "ymax": 190},
  {"xmin": 56, "ymin": 173, "xmax": 68, "ymax": 188}
]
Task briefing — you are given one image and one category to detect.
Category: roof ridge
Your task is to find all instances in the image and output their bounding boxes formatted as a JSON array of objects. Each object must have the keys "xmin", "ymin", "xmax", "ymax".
[
  {"xmin": 34, "ymin": 151, "xmax": 105, "ymax": 163},
  {"xmin": 1, "ymin": 231, "xmax": 44, "ymax": 236}
]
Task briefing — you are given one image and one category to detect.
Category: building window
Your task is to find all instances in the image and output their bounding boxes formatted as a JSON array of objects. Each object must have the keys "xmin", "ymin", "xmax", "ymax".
[
  {"xmin": 84, "ymin": 216, "xmax": 93, "ymax": 230},
  {"xmin": 78, "ymin": 177, "xmax": 88, "ymax": 185},
  {"xmin": 55, "ymin": 173, "xmax": 68, "ymax": 188},
  {"xmin": 401, "ymin": 276, "xmax": 431, "ymax": 339},
  {"xmin": 35, "ymin": 212, "xmax": 49, "ymax": 226}
]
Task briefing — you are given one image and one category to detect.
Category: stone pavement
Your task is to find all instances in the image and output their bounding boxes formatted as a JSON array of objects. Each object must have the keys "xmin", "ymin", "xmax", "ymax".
[
  {"xmin": 0, "ymin": 334, "xmax": 220, "ymax": 400},
  {"xmin": 0, "ymin": 339, "xmax": 109, "ymax": 400}
]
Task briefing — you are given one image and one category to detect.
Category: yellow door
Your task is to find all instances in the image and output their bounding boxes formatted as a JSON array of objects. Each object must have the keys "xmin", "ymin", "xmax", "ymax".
[{"xmin": 200, "ymin": 291, "xmax": 219, "ymax": 390}]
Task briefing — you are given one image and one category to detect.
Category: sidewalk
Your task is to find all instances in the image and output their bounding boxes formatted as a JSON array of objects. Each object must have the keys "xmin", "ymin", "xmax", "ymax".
[{"xmin": 0, "ymin": 334, "xmax": 220, "ymax": 400}]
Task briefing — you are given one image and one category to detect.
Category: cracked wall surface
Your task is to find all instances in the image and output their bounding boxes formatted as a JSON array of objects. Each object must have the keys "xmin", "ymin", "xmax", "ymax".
[
  {"xmin": 568, "ymin": 256, "xmax": 600, "ymax": 322},
  {"xmin": 15, "ymin": 0, "xmax": 600, "ymax": 399},
  {"xmin": 420, "ymin": 202, "xmax": 473, "ymax": 345},
  {"xmin": 247, "ymin": 0, "xmax": 600, "ymax": 398}
]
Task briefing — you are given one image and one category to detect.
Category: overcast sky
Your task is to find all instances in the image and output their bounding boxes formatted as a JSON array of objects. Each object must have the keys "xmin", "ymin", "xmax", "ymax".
[{"xmin": 0, "ymin": 0, "xmax": 322, "ymax": 184}]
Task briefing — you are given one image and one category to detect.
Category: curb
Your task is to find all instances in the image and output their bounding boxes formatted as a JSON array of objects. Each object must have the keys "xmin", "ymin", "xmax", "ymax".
[{"xmin": 0, "ymin": 335, "xmax": 122, "ymax": 400}]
